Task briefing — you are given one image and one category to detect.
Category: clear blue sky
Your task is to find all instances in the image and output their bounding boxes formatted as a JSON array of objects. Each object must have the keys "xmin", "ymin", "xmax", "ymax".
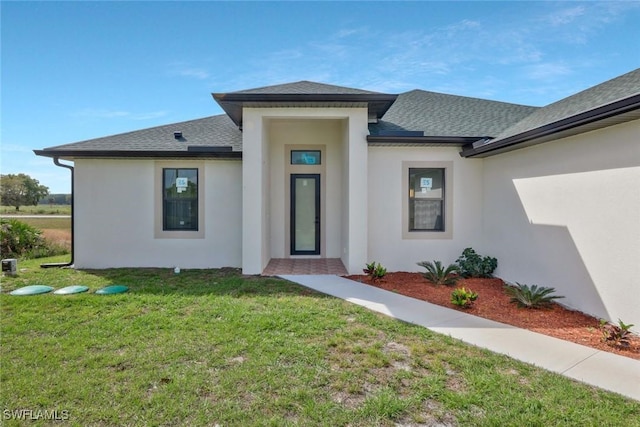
[{"xmin": 2, "ymin": 1, "xmax": 639, "ymax": 193}]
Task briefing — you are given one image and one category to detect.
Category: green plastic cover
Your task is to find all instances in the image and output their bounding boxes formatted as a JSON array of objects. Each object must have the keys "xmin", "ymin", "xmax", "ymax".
[
  {"xmin": 10, "ymin": 285, "xmax": 54, "ymax": 296},
  {"xmin": 54, "ymin": 285, "xmax": 90, "ymax": 295},
  {"xmin": 95, "ymin": 285, "xmax": 129, "ymax": 295}
]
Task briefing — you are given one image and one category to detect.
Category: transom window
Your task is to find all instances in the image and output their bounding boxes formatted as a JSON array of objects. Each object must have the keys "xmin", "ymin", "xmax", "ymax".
[
  {"xmin": 409, "ymin": 168, "xmax": 445, "ymax": 232},
  {"xmin": 163, "ymin": 168, "xmax": 198, "ymax": 231},
  {"xmin": 291, "ymin": 150, "xmax": 321, "ymax": 165}
]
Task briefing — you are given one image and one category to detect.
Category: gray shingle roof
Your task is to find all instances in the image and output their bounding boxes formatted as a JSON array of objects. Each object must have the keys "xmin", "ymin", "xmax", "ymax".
[
  {"xmin": 231, "ymin": 80, "xmax": 382, "ymax": 95},
  {"xmin": 492, "ymin": 68, "xmax": 640, "ymax": 142},
  {"xmin": 35, "ymin": 71, "xmax": 640, "ymax": 158},
  {"xmin": 39, "ymin": 114, "xmax": 241, "ymax": 154},
  {"xmin": 212, "ymin": 81, "xmax": 396, "ymax": 128},
  {"xmin": 370, "ymin": 90, "xmax": 538, "ymax": 137}
]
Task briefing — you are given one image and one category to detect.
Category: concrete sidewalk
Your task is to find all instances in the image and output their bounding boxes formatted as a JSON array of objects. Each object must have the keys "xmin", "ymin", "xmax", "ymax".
[{"xmin": 281, "ymin": 274, "xmax": 640, "ymax": 401}]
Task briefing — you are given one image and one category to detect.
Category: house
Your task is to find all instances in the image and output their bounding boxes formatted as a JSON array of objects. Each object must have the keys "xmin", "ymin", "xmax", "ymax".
[{"xmin": 35, "ymin": 69, "xmax": 640, "ymax": 328}]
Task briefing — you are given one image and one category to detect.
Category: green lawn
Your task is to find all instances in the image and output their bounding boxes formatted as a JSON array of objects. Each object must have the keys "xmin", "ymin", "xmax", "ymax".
[
  {"xmin": 0, "ymin": 204, "xmax": 71, "ymax": 215},
  {"xmin": 1, "ymin": 257, "xmax": 639, "ymax": 426},
  {"xmin": 6, "ymin": 216, "xmax": 71, "ymax": 231}
]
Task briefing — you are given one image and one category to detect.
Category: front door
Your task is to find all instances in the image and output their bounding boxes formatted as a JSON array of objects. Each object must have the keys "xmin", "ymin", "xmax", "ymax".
[{"xmin": 290, "ymin": 174, "xmax": 320, "ymax": 255}]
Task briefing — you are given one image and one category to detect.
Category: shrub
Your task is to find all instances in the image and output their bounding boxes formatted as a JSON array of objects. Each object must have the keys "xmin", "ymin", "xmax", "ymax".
[
  {"xmin": 600, "ymin": 319, "xmax": 635, "ymax": 349},
  {"xmin": 363, "ymin": 261, "xmax": 387, "ymax": 282},
  {"xmin": 0, "ymin": 219, "xmax": 67, "ymax": 259},
  {"xmin": 504, "ymin": 282, "xmax": 564, "ymax": 309},
  {"xmin": 455, "ymin": 247, "xmax": 497, "ymax": 278},
  {"xmin": 451, "ymin": 287, "xmax": 478, "ymax": 308},
  {"xmin": 416, "ymin": 260, "xmax": 459, "ymax": 286},
  {"xmin": 1, "ymin": 219, "xmax": 45, "ymax": 258}
]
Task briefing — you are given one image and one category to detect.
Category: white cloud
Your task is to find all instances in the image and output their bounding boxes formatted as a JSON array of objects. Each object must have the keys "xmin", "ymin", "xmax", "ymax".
[
  {"xmin": 546, "ymin": 6, "xmax": 585, "ymax": 26},
  {"xmin": 525, "ymin": 62, "xmax": 573, "ymax": 81},
  {"xmin": 71, "ymin": 109, "xmax": 167, "ymax": 120},
  {"xmin": 130, "ymin": 111, "xmax": 168, "ymax": 120},
  {"xmin": 176, "ymin": 67, "xmax": 210, "ymax": 80},
  {"xmin": 0, "ymin": 143, "xmax": 33, "ymax": 153},
  {"xmin": 219, "ymin": 4, "xmax": 636, "ymax": 104},
  {"xmin": 72, "ymin": 109, "xmax": 129, "ymax": 119},
  {"xmin": 167, "ymin": 62, "xmax": 211, "ymax": 80}
]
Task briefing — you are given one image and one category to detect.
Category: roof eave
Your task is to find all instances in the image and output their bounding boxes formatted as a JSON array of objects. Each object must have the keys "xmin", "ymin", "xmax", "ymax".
[
  {"xmin": 460, "ymin": 94, "xmax": 640, "ymax": 158},
  {"xmin": 367, "ymin": 135, "xmax": 486, "ymax": 146},
  {"xmin": 33, "ymin": 149, "xmax": 243, "ymax": 159},
  {"xmin": 212, "ymin": 93, "xmax": 398, "ymax": 128}
]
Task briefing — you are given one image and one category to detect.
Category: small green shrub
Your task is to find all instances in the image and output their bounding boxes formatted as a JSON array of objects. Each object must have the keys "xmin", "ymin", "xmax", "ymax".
[
  {"xmin": 600, "ymin": 319, "xmax": 635, "ymax": 349},
  {"xmin": 504, "ymin": 282, "xmax": 564, "ymax": 309},
  {"xmin": 363, "ymin": 261, "xmax": 376, "ymax": 276},
  {"xmin": 1, "ymin": 219, "xmax": 45, "ymax": 258},
  {"xmin": 363, "ymin": 261, "xmax": 387, "ymax": 282},
  {"xmin": 0, "ymin": 218, "xmax": 67, "ymax": 259},
  {"xmin": 455, "ymin": 247, "xmax": 497, "ymax": 278},
  {"xmin": 451, "ymin": 287, "xmax": 478, "ymax": 308},
  {"xmin": 417, "ymin": 260, "xmax": 459, "ymax": 286}
]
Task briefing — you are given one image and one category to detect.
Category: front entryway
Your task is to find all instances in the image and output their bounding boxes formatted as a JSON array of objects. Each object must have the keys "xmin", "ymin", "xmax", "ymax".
[
  {"xmin": 290, "ymin": 174, "xmax": 320, "ymax": 255},
  {"xmin": 262, "ymin": 258, "xmax": 347, "ymax": 275}
]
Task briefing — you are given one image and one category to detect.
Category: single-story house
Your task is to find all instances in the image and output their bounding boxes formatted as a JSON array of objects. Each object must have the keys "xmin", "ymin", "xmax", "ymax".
[{"xmin": 35, "ymin": 69, "xmax": 640, "ymax": 328}]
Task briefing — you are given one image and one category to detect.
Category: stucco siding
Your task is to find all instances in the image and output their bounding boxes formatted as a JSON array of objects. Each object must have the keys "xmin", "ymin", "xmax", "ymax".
[
  {"xmin": 74, "ymin": 158, "xmax": 242, "ymax": 269},
  {"xmin": 482, "ymin": 119, "xmax": 640, "ymax": 329},
  {"xmin": 367, "ymin": 146, "xmax": 484, "ymax": 272}
]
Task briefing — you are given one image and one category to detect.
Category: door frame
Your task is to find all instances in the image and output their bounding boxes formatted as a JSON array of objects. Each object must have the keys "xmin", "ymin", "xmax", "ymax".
[{"xmin": 290, "ymin": 173, "xmax": 321, "ymax": 255}]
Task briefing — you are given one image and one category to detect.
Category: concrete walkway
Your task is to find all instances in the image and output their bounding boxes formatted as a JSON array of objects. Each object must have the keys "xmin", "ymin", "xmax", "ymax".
[{"xmin": 280, "ymin": 274, "xmax": 640, "ymax": 401}]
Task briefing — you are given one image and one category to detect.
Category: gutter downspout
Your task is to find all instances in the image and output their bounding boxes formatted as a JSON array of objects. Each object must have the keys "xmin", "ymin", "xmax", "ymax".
[{"xmin": 41, "ymin": 157, "xmax": 74, "ymax": 268}]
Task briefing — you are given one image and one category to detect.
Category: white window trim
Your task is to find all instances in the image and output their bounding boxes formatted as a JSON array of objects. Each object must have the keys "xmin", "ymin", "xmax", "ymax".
[
  {"xmin": 154, "ymin": 161, "xmax": 205, "ymax": 239},
  {"xmin": 402, "ymin": 161, "xmax": 453, "ymax": 240}
]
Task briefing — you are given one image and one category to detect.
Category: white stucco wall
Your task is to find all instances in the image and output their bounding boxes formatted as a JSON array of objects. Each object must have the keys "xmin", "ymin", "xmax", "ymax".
[
  {"xmin": 367, "ymin": 146, "xmax": 484, "ymax": 272},
  {"xmin": 74, "ymin": 158, "xmax": 242, "ymax": 269},
  {"xmin": 482, "ymin": 120, "xmax": 640, "ymax": 329}
]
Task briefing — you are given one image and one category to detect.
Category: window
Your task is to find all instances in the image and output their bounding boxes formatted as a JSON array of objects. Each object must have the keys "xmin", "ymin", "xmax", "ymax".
[
  {"xmin": 163, "ymin": 168, "xmax": 198, "ymax": 231},
  {"xmin": 291, "ymin": 150, "xmax": 321, "ymax": 165},
  {"xmin": 402, "ymin": 161, "xmax": 453, "ymax": 239},
  {"xmin": 409, "ymin": 168, "xmax": 444, "ymax": 231}
]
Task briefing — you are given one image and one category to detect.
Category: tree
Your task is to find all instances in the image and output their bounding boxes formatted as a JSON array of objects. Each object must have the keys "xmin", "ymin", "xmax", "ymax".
[{"xmin": 0, "ymin": 174, "xmax": 49, "ymax": 211}]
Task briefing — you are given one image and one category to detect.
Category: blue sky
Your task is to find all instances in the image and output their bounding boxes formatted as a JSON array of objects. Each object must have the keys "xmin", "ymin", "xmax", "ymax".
[{"xmin": 2, "ymin": 1, "xmax": 639, "ymax": 193}]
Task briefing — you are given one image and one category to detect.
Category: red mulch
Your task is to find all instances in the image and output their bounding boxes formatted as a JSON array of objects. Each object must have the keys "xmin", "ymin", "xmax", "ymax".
[{"xmin": 345, "ymin": 272, "xmax": 640, "ymax": 361}]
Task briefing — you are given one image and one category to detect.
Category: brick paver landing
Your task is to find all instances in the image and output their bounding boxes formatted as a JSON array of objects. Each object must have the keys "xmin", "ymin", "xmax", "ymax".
[{"xmin": 263, "ymin": 258, "xmax": 348, "ymax": 276}]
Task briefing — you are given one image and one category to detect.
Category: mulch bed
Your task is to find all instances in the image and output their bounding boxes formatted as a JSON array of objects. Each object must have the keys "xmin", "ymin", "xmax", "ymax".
[{"xmin": 345, "ymin": 272, "xmax": 640, "ymax": 361}]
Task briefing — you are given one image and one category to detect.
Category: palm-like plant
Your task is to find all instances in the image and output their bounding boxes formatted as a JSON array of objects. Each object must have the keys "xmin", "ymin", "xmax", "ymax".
[
  {"xmin": 504, "ymin": 283, "xmax": 564, "ymax": 308},
  {"xmin": 417, "ymin": 260, "xmax": 459, "ymax": 286}
]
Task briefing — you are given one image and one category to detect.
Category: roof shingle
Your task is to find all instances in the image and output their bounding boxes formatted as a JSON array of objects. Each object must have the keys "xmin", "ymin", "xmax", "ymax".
[
  {"xmin": 231, "ymin": 80, "xmax": 382, "ymax": 95},
  {"xmin": 39, "ymin": 114, "xmax": 241, "ymax": 153},
  {"xmin": 370, "ymin": 90, "xmax": 538, "ymax": 137},
  {"xmin": 491, "ymin": 68, "xmax": 640, "ymax": 142}
]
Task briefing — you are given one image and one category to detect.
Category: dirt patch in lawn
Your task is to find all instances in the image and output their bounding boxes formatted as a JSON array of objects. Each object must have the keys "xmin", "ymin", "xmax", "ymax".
[{"xmin": 345, "ymin": 272, "xmax": 640, "ymax": 361}]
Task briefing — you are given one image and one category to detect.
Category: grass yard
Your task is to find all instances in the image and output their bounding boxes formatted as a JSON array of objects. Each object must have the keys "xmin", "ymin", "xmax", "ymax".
[
  {"xmin": 10, "ymin": 216, "xmax": 71, "ymax": 231},
  {"xmin": 0, "ymin": 204, "xmax": 71, "ymax": 215},
  {"xmin": 1, "ymin": 257, "xmax": 639, "ymax": 426}
]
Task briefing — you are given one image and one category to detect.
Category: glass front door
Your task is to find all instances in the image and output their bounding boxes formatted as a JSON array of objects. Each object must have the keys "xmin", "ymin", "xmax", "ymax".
[{"xmin": 290, "ymin": 174, "xmax": 320, "ymax": 255}]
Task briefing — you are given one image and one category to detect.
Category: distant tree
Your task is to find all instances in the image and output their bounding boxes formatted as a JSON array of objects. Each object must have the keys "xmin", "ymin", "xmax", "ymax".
[{"xmin": 0, "ymin": 174, "xmax": 49, "ymax": 211}]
